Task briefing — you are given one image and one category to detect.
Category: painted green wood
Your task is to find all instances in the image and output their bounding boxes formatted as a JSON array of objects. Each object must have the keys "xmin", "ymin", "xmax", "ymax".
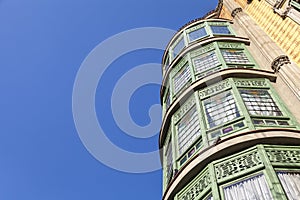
[{"xmin": 257, "ymin": 145, "xmax": 288, "ymax": 200}]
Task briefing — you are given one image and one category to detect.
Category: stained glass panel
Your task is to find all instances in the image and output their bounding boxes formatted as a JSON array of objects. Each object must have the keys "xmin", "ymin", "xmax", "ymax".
[
  {"xmin": 173, "ymin": 65, "xmax": 191, "ymax": 94},
  {"xmin": 221, "ymin": 49, "xmax": 251, "ymax": 64},
  {"xmin": 240, "ymin": 89, "xmax": 283, "ymax": 116},
  {"xmin": 177, "ymin": 106, "xmax": 201, "ymax": 155},
  {"xmin": 165, "ymin": 138, "xmax": 173, "ymax": 184},
  {"xmin": 193, "ymin": 51, "xmax": 221, "ymax": 74},
  {"xmin": 204, "ymin": 91, "xmax": 240, "ymax": 128}
]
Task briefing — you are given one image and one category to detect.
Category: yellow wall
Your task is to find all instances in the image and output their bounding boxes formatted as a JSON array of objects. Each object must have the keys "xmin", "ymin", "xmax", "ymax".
[
  {"xmin": 220, "ymin": 6, "xmax": 233, "ymax": 20},
  {"xmin": 230, "ymin": 0, "xmax": 300, "ymax": 66}
]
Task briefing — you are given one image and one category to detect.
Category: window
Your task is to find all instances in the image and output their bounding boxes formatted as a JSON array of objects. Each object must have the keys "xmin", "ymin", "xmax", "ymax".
[
  {"xmin": 224, "ymin": 174, "xmax": 273, "ymax": 200},
  {"xmin": 165, "ymin": 138, "xmax": 173, "ymax": 185},
  {"xmin": 277, "ymin": 171, "xmax": 300, "ymax": 200},
  {"xmin": 193, "ymin": 51, "xmax": 221, "ymax": 74},
  {"xmin": 291, "ymin": 0, "xmax": 300, "ymax": 11},
  {"xmin": 239, "ymin": 89, "xmax": 283, "ymax": 117},
  {"xmin": 221, "ymin": 49, "xmax": 251, "ymax": 64},
  {"xmin": 172, "ymin": 38, "xmax": 185, "ymax": 58},
  {"xmin": 164, "ymin": 55, "xmax": 170, "ymax": 71},
  {"xmin": 204, "ymin": 91, "xmax": 240, "ymax": 128},
  {"xmin": 173, "ymin": 65, "xmax": 191, "ymax": 94},
  {"xmin": 188, "ymin": 27, "xmax": 207, "ymax": 42},
  {"xmin": 177, "ymin": 106, "xmax": 201, "ymax": 155},
  {"xmin": 165, "ymin": 91, "xmax": 171, "ymax": 110},
  {"xmin": 211, "ymin": 25, "xmax": 231, "ymax": 34}
]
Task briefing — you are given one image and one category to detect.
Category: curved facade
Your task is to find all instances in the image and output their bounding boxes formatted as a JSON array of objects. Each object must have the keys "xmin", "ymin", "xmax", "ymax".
[{"xmin": 159, "ymin": 3, "xmax": 300, "ymax": 200}]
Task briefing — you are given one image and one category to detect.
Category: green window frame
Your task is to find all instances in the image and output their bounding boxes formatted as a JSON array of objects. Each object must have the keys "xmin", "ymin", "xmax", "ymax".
[
  {"xmin": 277, "ymin": 171, "xmax": 300, "ymax": 199},
  {"xmin": 188, "ymin": 26, "xmax": 207, "ymax": 42},
  {"xmin": 164, "ymin": 137, "xmax": 173, "ymax": 186},
  {"xmin": 172, "ymin": 37, "xmax": 185, "ymax": 59},
  {"xmin": 172, "ymin": 64, "xmax": 191, "ymax": 95},
  {"xmin": 239, "ymin": 89, "xmax": 283, "ymax": 117},
  {"xmin": 210, "ymin": 25, "xmax": 231, "ymax": 35},
  {"xmin": 221, "ymin": 49, "xmax": 251, "ymax": 65},
  {"xmin": 192, "ymin": 50, "xmax": 222, "ymax": 78},
  {"xmin": 203, "ymin": 90, "xmax": 241, "ymax": 129},
  {"xmin": 164, "ymin": 54, "xmax": 170, "ymax": 72},
  {"xmin": 223, "ymin": 173, "xmax": 273, "ymax": 200},
  {"xmin": 176, "ymin": 106, "xmax": 201, "ymax": 155},
  {"xmin": 291, "ymin": 0, "xmax": 300, "ymax": 11}
]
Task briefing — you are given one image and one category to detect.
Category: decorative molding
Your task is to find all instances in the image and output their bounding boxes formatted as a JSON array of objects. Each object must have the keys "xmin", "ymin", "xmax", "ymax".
[
  {"xmin": 173, "ymin": 96, "xmax": 196, "ymax": 123},
  {"xmin": 177, "ymin": 169, "xmax": 211, "ymax": 200},
  {"xmin": 271, "ymin": 55, "xmax": 291, "ymax": 72},
  {"xmin": 266, "ymin": 149, "xmax": 300, "ymax": 164},
  {"xmin": 234, "ymin": 78, "xmax": 268, "ymax": 88},
  {"xmin": 199, "ymin": 79, "xmax": 231, "ymax": 99},
  {"xmin": 218, "ymin": 42, "xmax": 243, "ymax": 49},
  {"xmin": 231, "ymin": 7, "xmax": 243, "ymax": 18},
  {"xmin": 214, "ymin": 150, "xmax": 262, "ymax": 181}
]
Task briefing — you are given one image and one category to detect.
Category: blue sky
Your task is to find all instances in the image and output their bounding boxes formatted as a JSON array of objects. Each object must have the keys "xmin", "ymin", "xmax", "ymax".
[{"xmin": 0, "ymin": 0, "xmax": 217, "ymax": 199}]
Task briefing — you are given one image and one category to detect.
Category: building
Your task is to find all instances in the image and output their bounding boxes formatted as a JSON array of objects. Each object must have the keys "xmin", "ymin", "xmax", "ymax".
[{"xmin": 159, "ymin": 0, "xmax": 300, "ymax": 199}]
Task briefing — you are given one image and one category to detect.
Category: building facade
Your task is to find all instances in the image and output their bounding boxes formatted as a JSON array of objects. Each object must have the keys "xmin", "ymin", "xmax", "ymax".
[{"xmin": 159, "ymin": 0, "xmax": 300, "ymax": 199}]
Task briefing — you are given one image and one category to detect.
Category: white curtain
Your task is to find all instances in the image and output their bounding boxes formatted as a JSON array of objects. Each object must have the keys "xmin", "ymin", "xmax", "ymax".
[
  {"xmin": 224, "ymin": 174, "xmax": 273, "ymax": 200},
  {"xmin": 277, "ymin": 172, "xmax": 300, "ymax": 200}
]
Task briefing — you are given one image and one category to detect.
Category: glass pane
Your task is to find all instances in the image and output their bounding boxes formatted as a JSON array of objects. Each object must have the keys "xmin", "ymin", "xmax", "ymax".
[
  {"xmin": 165, "ymin": 91, "xmax": 171, "ymax": 109},
  {"xmin": 177, "ymin": 106, "xmax": 201, "ymax": 155},
  {"xmin": 240, "ymin": 89, "xmax": 283, "ymax": 117},
  {"xmin": 224, "ymin": 174, "xmax": 273, "ymax": 200},
  {"xmin": 193, "ymin": 51, "xmax": 221, "ymax": 74},
  {"xmin": 291, "ymin": 1, "xmax": 300, "ymax": 11},
  {"xmin": 204, "ymin": 91, "xmax": 240, "ymax": 128},
  {"xmin": 211, "ymin": 25, "xmax": 231, "ymax": 34},
  {"xmin": 188, "ymin": 27, "xmax": 207, "ymax": 41},
  {"xmin": 173, "ymin": 65, "xmax": 191, "ymax": 94},
  {"xmin": 277, "ymin": 171, "xmax": 300, "ymax": 200},
  {"xmin": 172, "ymin": 38, "xmax": 185, "ymax": 58},
  {"xmin": 221, "ymin": 49, "xmax": 251, "ymax": 64},
  {"xmin": 164, "ymin": 56, "xmax": 170, "ymax": 71},
  {"xmin": 165, "ymin": 138, "xmax": 173, "ymax": 184}
]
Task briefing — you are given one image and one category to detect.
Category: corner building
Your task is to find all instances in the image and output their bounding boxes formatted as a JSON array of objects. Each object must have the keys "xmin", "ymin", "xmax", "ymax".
[{"xmin": 160, "ymin": 1, "xmax": 300, "ymax": 199}]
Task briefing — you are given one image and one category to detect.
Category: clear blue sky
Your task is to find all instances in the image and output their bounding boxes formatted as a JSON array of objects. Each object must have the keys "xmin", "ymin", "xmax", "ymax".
[{"xmin": 0, "ymin": 0, "xmax": 217, "ymax": 199}]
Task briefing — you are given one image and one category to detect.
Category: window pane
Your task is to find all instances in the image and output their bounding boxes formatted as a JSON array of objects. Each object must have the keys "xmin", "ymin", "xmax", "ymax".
[
  {"xmin": 165, "ymin": 138, "xmax": 173, "ymax": 184},
  {"xmin": 173, "ymin": 65, "xmax": 191, "ymax": 94},
  {"xmin": 204, "ymin": 91, "xmax": 240, "ymax": 128},
  {"xmin": 173, "ymin": 38, "xmax": 185, "ymax": 58},
  {"xmin": 221, "ymin": 49, "xmax": 251, "ymax": 64},
  {"xmin": 188, "ymin": 27, "xmax": 207, "ymax": 41},
  {"xmin": 177, "ymin": 106, "xmax": 201, "ymax": 155},
  {"xmin": 193, "ymin": 51, "xmax": 221, "ymax": 74},
  {"xmin": 211, "ymin": 25, "xmax": 231, "ymax": 34},
  {"xmin": 224, "ymin": 174, "xmax": 273, "ymax": 200},
  {"xmin": 164, "ymin": 55, "xmax": 170, "ymax": 71},
  {"xmin": 240, "ymin": 89, "xmax": 283, "ymax": 116},
  {"xmin": 165, "ymin": 91, "xmax": 171, "ymax": 109},
  {"xmin": 277, "ymin": 171, "xmax": 300, "ymax": 200},
  {"xmin": 291, "ymin": 0, "xmax": 300, "ymax": 11}
]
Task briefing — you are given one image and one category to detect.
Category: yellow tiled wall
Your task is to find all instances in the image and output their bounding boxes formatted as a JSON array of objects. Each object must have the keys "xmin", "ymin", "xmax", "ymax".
[
  {"xmin": 232, "ymin": 0, "xmax": 300, "ymax": 66},
  {"xmin": 220, "ymin": 6, "xmax": 233, "ymax": 20}
]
